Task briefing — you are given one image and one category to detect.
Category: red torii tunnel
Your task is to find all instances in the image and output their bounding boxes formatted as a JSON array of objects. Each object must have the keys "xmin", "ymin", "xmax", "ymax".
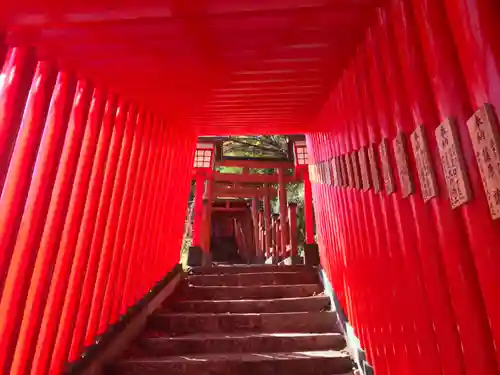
[{"xmin": 0, "ymin": 0, "xmax": 500, "ymax": 374}]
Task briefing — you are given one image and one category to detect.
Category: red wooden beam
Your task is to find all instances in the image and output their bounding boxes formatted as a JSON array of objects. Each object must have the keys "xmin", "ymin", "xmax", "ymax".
[
  {"xmin": 213, "ymin": 171, "xmax": 299, "ymax": 184},
  {"xmin": 215, "ymin": 159, "xmax": 294, "ymax": 169}
]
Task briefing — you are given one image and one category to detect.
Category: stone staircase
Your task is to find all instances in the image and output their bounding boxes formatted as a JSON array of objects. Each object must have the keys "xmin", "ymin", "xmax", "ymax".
[{"xmin": 107, "ymin": 264, "xmax": 354, "ymax": 375}]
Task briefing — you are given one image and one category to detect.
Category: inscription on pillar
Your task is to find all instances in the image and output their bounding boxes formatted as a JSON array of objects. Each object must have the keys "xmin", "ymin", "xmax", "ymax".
[
  {"xmin": 411, "ymin": 125, "xmax": 438, "ymax": 202},
  {"xmin": 379, "ymin": 138, "xmax": 396, "ymax": 194},
  {"xmin": 467, "ymin": 103, "xmax": 500, "ymax": 219},
  {"xmin": 393, "ymin": 131, "xmax": 415, "ymax": 198},
  {"xmin": 436, "ymin": 118, "xmax": 472, "ymax": 209},
  {"xmin": 351, "ymin": 152, "xmax": 362, "ymax": 190},
  {"xmin": 368, "ymin": 143, "xmax": 381, "ymax": 193},
  {"xmin": 358, "ymin": 146, "xmax": 371, "ymax": 191}
]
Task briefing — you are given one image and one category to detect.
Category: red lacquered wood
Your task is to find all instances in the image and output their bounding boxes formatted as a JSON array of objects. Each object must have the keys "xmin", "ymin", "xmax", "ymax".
[
  {"xmin": 30, "ymin": 86, "xmax": 106, "ymax": 375},
  {"xmin": 83, "ymin": 110, "xmax": 149, "ymax": 346},
  {"xmin": 68, "ymin": 104, "xmax": 137, "ymax": 358},
  {"xmin": 410, "ymin": 0, "xmax": 500, "ymax": 373},
  {"xmin": 0, "ymin": 59, "xmax": 56, "ymax": 373},
  {"xmin": 0, "ymin": 47, "xmax": 36, "ymax": 195},
  {"xmin": 443, "ymin": 0, "xmax": 500, "ymax": 367},
  {"xmin": 48, "ymin": 94, "xmax": 119, "ymax": 372},
  {"xmin": 11, "ymin": 78, "xmax": 88, "ymax": 375},
  {"xmin": 390, "ymin": 1, "xmax": 468, "ymax": 374},
  {"xmin": 6, "ymin": 70, "xmax": 76, "ymax": 375}
]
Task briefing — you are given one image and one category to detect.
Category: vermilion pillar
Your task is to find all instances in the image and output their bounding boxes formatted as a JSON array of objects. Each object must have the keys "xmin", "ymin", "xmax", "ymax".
[
  {"xmin": 202, "ymin": 171, "xmax": 214, "ymax": 252},
  {"xmin": 443, "ymin": 1, "xmax": 500, "ymax": 365},
  {"xmin": 272, "ymin": 215, "xmax": 280, "ymax": 258},
  {"xmin": 277, "ymin": 168, "xmax": 289, "ymax": 253},
  {"xmin": 410, "ymin": 0, "xmax": 500, "ymax": 372},
  {"xmin": 288, "ymin": 203, "xmax": 299, "ymax": 260},
  {"xmin": 251, "ymin": 197, "xmax": 260, "ymax": 259},
  {"xmin": 6, "ymin": 70, "xmax": 77, "ymax": 375},
  {"xmin": 303, "ymin": 168, "xmax": 315, "ymax": 244},
  {"xmin": 263, "ymin": 184, "xmax": 272, "ymax": 258},
  {"xmin": 0, "ymin": 47, "xmax": 36, "ymax": 196},
  {"xmin": 31, "ymin": 85, "xmax": 106, "ymax": 375},
  {"xmin": 258, "ymin": 210, "xmax": 265, "ymax": 257},
  {"xmin": 0, "ymin": 58, "xmax": 56, "ymax": 372},
  {"xmin": 192, "ymin": 170, "xmax": 206, "ymax": 247}
]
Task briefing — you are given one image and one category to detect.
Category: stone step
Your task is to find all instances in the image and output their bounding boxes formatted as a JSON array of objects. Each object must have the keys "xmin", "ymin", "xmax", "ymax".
[
  {"xmin": 189, "ymin": 264, "xmax": 315, "ymax": 275},
  {"xmin": 184, "ymin": 284, "xmax": 322, "ymax": 300},
  {"xmin": 133, "ymin": 333, "xmax": 346, "ymax": 357},
  {"xmin": 147, "ymin": 311, "xmax": 339, "ymax": 335},
  {"xmin": 108, "ymin": 350, "xmax": 354, "ymax": 375},
  {"xmin": 170, "ymin": 295, "xmax": 331, "ymax": 314},
  {"xmin": 188, "ymin": 271, "xmax": 318, "ymax": 286}
]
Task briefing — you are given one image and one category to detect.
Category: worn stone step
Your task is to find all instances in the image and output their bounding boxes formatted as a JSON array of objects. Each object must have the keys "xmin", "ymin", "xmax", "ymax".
[
  {"xmin": 109, "ymin": 351, "xmax": 354, "ymax": 375},
  {"xmin": 188, "ymin": 271, "xmax": 318, "ymax": 286},
  {"xmin": 147, "ymin": 311, "xmax": 339, "ymax": 335},
  {"xmin": 184, "ymin": 284, "xmax": 322, "ymax": 300},
  {"xmin": 170, "ymin": 295, "xmax": 330, "ymax": 313},
  {"xmin": 133, "ymin": 333, "xmax": 346, "ymax": 357},
  {"xmin": 189, "ymin": 264, "xmax": 315, "ymax": 275}
]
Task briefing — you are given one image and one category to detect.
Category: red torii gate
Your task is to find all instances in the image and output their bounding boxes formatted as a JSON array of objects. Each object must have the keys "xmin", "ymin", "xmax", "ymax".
[
  {"xmin": 188, "ymin": 137, "xmax": 317, "ymax": 266},
  {"xmin": 0, "ymin": 0, "xmax": 498, "ymax": 374}
]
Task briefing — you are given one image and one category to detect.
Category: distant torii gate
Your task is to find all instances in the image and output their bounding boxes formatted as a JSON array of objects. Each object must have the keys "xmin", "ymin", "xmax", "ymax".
[{"xmin": 187, "ymin": 137, "xmax": 318, "ymax": 266}]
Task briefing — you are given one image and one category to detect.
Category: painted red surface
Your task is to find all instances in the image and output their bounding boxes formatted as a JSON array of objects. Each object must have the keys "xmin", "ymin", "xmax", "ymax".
[{"xmin": 0, "ymin": 0, "xmax": 500, "ymax": 374}]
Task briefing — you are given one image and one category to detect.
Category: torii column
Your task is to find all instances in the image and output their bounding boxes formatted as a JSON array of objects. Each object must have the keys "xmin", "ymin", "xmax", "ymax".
[
  {"xmin": 263, "ymin": 183, "xmax": 272, "ymax": 259},
  {"xmin": 303, "ymin": 167, "xmax": 319, "ymax": 265},
  {"xmin": 202, "ymin": 170, "xmax": 214, "ymax": 264},
  {"xmin": 303, "ymin": 168, "xmax": 315, "ymax": 245},
  {"xmin": 277, "ymin": 168, "xmax": 289, "ymax": 256},
  {"xmin": 188, "ymin": 169, "xmax": 206, "ymax": 266},
  {"xmin": 251, "ymin": 197, "xmax": 262, "ymax": 262}
]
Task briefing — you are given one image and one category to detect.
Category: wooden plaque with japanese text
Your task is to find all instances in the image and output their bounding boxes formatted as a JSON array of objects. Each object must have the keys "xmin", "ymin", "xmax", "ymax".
[
  {"xmin": 345, "ymin": 153, "xmax": 354, "ymax": 188},
  {"xmin": 379, "ymin": 138, "xmax": 396, "ymax": 195},
  {"xmin": 436, "ymin": 118, "xmax": 472, "ymax": 209},
  {"xmin": 358, "ymin": 146, "xmax": 371, "ymax": 191},
  {"xmin": 467, "ymin": 104, "xmax": 500, "ymax": 219},
  {"xmin": 368, "ymin": 143, "xmax": 381, "ymax": 193},
  {"xmin": 351, "ymin": 152, "xmax": 362, "ymax": 190},
  {"xmin": 393, "ymin": 131, "xmax": 415, "ymax": 198},
  {"xmin": 341, "ymin": 155, "xmax": 348, "ymax": 187},
  {"xmin": 410, "ymin": 125, "xmax": 438, "ymax": 202}
]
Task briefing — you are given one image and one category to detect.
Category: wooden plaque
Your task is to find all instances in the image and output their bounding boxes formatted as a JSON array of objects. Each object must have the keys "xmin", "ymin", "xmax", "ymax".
[
  {"xmin": 467, "ymin": 103, "xmax": 500, "ymax": 219},
  {"xmin": 351, "ymin": 152, "xmax": 362, "ymax": 190},
  {"xmin": 345, "ymin": 152, "xmax": 354, "ymax": 188},
  {"xmin": 330, "ymin": 158, "xmax": 338, "ymax": 187},
  {"xmin": 410, "ymin": 125, "xmax": 438, "ymax": 202},
  {"xmin": 341, "ymin": 155, "xmax": 348, "ymax": 187},
  {"xmin": 436, "ymin": 118, "xmax": 472, "ymax": 209},
  {"xmin": 309, "ymin": 164, "xmax": 316, "ymax": 183},
  {"xmin": 358, "ymin": 146, "xmax": 371, "ymax": 191},
  {"xmin": 325, "ymin": 160, "xmax": 332, "ymax": 185},
  {"xmin": 319, "ymin": 162, "xmax": 325, "ymax": 184},
  {"xmin": 337, "ymin": 157, "xmax": 343, "ymax": 187},
  {"xmin": 379, "ymin": 138, "xmax": 396, "ymax": 195},
  {"xmin": 368, "ymin": 143, "xmax": 381, "ymax": 193},
  {"xmin": 393, "ymin": 131, "xmax": 415, "ymax": 198}
]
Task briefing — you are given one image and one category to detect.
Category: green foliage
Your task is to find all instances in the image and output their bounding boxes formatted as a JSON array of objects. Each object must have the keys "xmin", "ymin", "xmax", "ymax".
[{"xmin": 223, "ymin": 136, "xmax": 289, "ymax": 159}]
